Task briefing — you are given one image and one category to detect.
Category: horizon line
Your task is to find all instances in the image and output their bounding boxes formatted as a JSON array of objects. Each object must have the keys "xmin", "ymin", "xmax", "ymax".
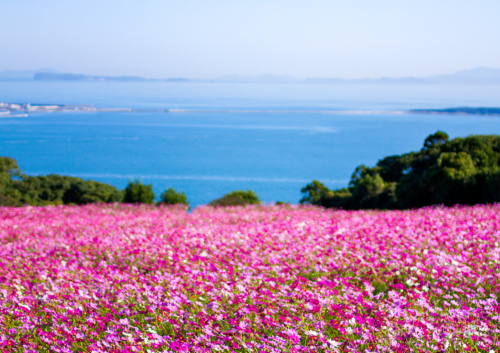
[{"xmin": 1, "ymin": 65, "xmax": 500, "ymax": 82}]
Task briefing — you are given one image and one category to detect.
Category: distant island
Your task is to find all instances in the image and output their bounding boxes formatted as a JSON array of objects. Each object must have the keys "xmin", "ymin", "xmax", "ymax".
[
  {"xmin": 1, "ymin": 67, "xmax": 500, "ymax": 84},
  {"xmin": 212, "ymin": 67, "xmax": 500, "ymax": 84},
  {"xmin": 410, "ymin": 107, "xmax": 500, "ymax": 116},
  {"xmin": 33, "ymin": 72, "xmax": 189, "ymax": 82}
]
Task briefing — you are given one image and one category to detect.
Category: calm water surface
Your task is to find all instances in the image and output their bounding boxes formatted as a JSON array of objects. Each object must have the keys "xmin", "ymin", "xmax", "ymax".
[{"xmin": 1, "ymin": 81, "xmax": 499, "ymax": 205}]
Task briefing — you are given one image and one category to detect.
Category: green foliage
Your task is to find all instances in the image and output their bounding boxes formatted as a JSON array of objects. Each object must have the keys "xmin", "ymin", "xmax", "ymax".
[
  {"xmin": 423, "ymin": 130, "xmax": 449, "ymax": 150},
  {"xmin": 0, "ymin": 157, "xmax": 22, "ymax": 206},
  {"xmin": 0, "ymin": 156, "xmax": 21, "ymax": 178},
  {"xmin": 275, "ymin": 201, "xmax": 290, "ymax": 205},
  {"xmin": 13, "ymin": 175, "xmax": 69, "ymax": 205},
  {"xmin": 209, "ymin": 190, "xmax": 260, "ymax": 207},
  {"xmin": 300, "ymin": 180, "xmax": 329, "ymax": 204},
  {"xmin": 159, "ymin": 187, "xmax": 189, "ymax": 207},
  {"xmin": 372, "ymin": 281, "xmax": 389, "ymax": 296},
  {"xmin": 301, "ymin": 132, "xmax": 500, "ymax": 210},
  {"xmin": 350, "ymin": 166, "xmax": 386, "ymax": 203},
  {"xmin": 298, "ymin": 269, "xmax": 322, "ymax": 282},
  {"xmin": 62, "ymin": 179, "xmax": 123, "ymax": 205},
  {"xmin": 12, "ymin": 175, "xmax": 122, "ymax": 206},
  {"xmin": 0, "ymin": 158, "xmax": 123, "ymax": 206},
  {"xmin": 123, "ymin": 179, "xmax": 155, "ymax": 204}
]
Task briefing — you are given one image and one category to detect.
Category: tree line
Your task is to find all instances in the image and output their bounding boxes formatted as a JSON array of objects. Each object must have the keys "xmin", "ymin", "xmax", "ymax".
[
  {"xmin": 1, "ymin": 131, "xmax": 498, "ymax": 209},
  {"xmin": 0, "ymin": 158, "xmax": 260, "ymax": 208},
  {"xmin": 300, "ymin": 131, "xmax": 500, "ymax": 209}
]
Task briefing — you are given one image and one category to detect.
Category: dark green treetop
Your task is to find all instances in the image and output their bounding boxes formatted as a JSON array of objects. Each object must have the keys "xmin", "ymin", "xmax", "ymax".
[
  {"xmin": 159, "ymin": 187, "xmax": 189, "ymax": 207},
  {"xmin": 301, "ymin": 131, "xmax": 500, "ymax": 209},
  {"xmin": 0, "ymin": 157, "xmax": 123, "ymax": 206},
  {"xmin": 209, "ymin": 190, "xmax": 260, "ymax": 207},
  {"xmin": 123, "ymin": 179, "xmax": 155, "ymax": 204}
]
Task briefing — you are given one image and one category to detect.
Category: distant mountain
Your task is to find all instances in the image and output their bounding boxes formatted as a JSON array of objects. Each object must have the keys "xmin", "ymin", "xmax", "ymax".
[
  {"xmin": 304, "ymin": 76, "xmax": 424, "ymax": 84},
  {"xmin": 214, "ymin": 73, "xmax": 299, "ymax": 83},
  {"xmin": 2, "ymin": 67, "xmax": 499, "ymax": 84},
  {"xmin": 424, "ymin": 67, "xmax": 500, "ymax": 84},
  {"xmin": 164, "ymin": 77, "xmax": 190, "ymax": 82},
  {"xmin": 306, "ymin": 67, "xmax": 500, "ymax": 85},
  {"xmin": 0, "ymin": 68, "xmax": 58, "ymax": 81},
  {"xmin": 33, "ymin": 72, "xmax": 189, "ymax": 82},
  {"xmin": 34, "ymin": 73, "xmax": 150, "ymax": 81},
  {"xmin": 214, "ymin": 67, "xmax": 500, "ymax": 84}
]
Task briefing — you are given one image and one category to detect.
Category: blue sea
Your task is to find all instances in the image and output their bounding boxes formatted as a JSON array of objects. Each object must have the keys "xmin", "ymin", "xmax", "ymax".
[{"xmin": 1, "ymin": 81, "xmax": 500, "ymax": 206}]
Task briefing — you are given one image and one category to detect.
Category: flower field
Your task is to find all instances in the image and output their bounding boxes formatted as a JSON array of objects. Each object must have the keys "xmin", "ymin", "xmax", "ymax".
[{"xmin": 1, "ymin": 204, "xmax": 500, "ymax": 352}]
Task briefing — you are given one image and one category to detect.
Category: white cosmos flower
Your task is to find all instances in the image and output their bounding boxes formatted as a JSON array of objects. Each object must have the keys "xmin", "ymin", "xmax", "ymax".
[{"xmin": 328, "ymin": 339, "xmax": 340, "ymax": 347}]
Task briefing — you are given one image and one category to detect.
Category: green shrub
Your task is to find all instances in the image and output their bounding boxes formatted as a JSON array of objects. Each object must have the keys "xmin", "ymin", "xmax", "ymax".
[
  {"xmin": 209, "ymin": 190, "xmax": 260, "ymax": 207},
  {"xmin": 299, "ymin": 180, "xmax": 329, "ymax": 205},
  {"xmin": 159, "ymin": 187, "xmax": 189, "ymax": 207},
  {"xmin": 62, "ymin": 179, "xmax": 123, "ymax": 205},
  {"xmin": 301, "ymin": 132, "xmax": 500, "ymax": 210},
  {"xmin": 0, "ymin": 157, "xmax": 22, "ymax": 206},
  {"xmin": 275, "ymin": 201, "xmax": 290, "ymax": 205},
  {"xmin": 123, "ymin": 179, "xmax": 155, "ymax": 204},
  {"xmin": 1, "ymin": 157, "xmax": 124, "ymax": 206},
  {"xmin": 10, "ymin": 175, "xmax": 123, "ymax": 206}
]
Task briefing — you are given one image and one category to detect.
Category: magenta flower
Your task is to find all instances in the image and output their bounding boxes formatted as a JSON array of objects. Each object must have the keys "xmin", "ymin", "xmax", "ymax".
[{"xmin": 1, "ymin": 203, "xmax": 499, "ymax": 351}]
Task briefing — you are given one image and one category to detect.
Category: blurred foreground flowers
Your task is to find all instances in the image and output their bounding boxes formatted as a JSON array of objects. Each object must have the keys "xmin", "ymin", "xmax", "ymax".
[{"xmin": 1, "ymin": 204, "xmax": 499, "ymax": 352}]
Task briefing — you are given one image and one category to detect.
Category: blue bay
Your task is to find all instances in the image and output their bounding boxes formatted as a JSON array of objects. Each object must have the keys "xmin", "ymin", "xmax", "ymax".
[{"xmin": 1, "ymin": 81, "xmax": 500, "ymax": 206}]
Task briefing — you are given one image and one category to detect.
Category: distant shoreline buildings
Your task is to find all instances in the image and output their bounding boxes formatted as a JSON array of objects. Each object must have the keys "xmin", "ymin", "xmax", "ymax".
[
  {"xmin": 0, "ymin": 102, "xmax": 132, "ymax": 112},
  {"xmin": 1, "ymin": 103, "xmax": 499, "ymax": 117}
]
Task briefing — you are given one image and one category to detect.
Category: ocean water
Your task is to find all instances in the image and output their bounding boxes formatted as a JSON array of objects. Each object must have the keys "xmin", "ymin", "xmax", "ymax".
[{"xmin": 1, "ymin": 81, "xmax": 500, "ymax": 206}]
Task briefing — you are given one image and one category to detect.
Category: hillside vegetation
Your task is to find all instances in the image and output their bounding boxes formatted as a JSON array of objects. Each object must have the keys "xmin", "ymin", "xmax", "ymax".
[
  {"xmin": 0, "ymin": 158, "xmax": 123, "ymax": 206},
  {"xmin": 2, "ymin": 131, "xmax": 499, "ymax": 209},
  {"xmin": 0, "ymin": 158, "xmax": 255, "ymax": 208},
  {"xmin": 301, "ymin": 131, "xmax": 500, "ymax": 209},
  {"xmin": 209, "ymin": 190, "xmax": 260, "ymax": 207},
  {"xmin": 0, "ymin": 159, "xmax": 188, "ymax": 207}
]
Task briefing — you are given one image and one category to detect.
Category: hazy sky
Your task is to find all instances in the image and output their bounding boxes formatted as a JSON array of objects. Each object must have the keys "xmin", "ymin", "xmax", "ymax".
[{"xmin": 1, "ymin": 0, "xmax": 499, "ymax": 79}]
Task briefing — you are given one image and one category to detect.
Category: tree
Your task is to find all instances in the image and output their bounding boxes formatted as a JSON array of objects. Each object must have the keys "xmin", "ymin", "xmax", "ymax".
[
  {"xmin": 301, "ymin": 131, "xmax": 500, "ymax": 210},
  {"xmin": 0, "ymin": 157, "xmax": 21, "ymax": 179},
  {"xmin": 63, "ymin": 179, "xmax": 123, "ymax": 205},
  {"xmin": 423, "ymin": 130, "xmax": 449, "ymax": 150},
  {"xmin": 123, "ymin": 180, "xmax": 155, "ymax": 204},
  {"xmin": 0, "ymin": 157, "xmax": 22, "ymax": 206},
  {"xmin": 300, "ymin": 180, "xmax": 329, "ymax": 205},
  {"xmin": 159, "ymin": 187, "xmax": 189, "ymax": 207},
  {"xmin": 209, "ymin": 190, "xmax": 260, "ymax": 207},
  {"xmin": 351, "ymin": 172, "xmax": 386, "ymax": 204},
  {"xmin": 8, "ymin": 174, "xmax": 123, "ymax": 206}
]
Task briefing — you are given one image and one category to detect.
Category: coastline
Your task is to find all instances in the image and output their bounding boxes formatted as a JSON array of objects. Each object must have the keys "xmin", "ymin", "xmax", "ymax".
[{"xmin": 1, "ymin": 102, "xmax": 499, "ymax": 117}]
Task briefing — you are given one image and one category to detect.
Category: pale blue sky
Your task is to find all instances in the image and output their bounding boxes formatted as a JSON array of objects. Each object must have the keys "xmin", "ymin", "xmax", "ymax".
[{"xmin": 1, "ymin": 0, "xmax": 499, "ymax": 79}]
